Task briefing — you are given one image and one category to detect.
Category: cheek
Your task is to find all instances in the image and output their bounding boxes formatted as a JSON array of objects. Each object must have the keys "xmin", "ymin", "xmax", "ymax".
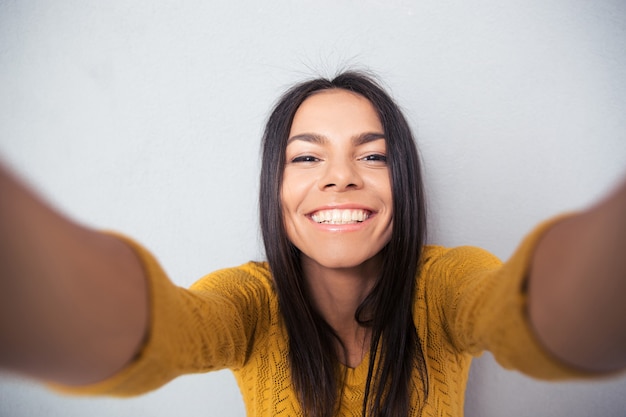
[{"xmin": 280, "ymin": 173, "xmax": 309, "ymax": 216}]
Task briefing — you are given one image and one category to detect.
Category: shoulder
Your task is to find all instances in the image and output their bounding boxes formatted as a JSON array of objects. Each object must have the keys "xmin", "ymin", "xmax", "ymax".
[
  {"xmin": 415, "ymin": 245, "xmax": 503, "ymax": 322},
  {"xmin": 190, "ymin": 261, "xmax": 276, "ymax": 300},
  {"xmin": 188, "ymin": 262, "xmax": 281, "ymax": 354},
  {"xmin": 420, "ymin": 244, "xmax": 502, "ymax": 280}
]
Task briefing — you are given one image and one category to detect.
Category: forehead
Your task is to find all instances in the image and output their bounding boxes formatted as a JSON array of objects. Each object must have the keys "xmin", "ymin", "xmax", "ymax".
[{"xmin": 289, "ymin": 89, "xmax": 383, "ymax": 136}]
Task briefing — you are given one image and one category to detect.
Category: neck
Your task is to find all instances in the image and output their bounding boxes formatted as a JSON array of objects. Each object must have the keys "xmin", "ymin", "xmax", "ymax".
[{"xmin": 301, "ymin": 253, "xmax": 383, "ymax": 367}]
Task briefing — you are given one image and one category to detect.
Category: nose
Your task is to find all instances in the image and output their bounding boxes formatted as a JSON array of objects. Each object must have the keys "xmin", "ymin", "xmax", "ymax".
[{"xmin": 318, "ymin": 158, "xmax": 363, "ymax": 191}]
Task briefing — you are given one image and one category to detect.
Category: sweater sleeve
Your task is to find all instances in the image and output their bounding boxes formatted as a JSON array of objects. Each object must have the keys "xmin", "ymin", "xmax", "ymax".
[
  {"xmin": 425, "ymin": 215, "xmax": 594, "ymax": 380},
  {"xmin": 50, "ymin": 233, "xmax": 272, "ymax": 397}
]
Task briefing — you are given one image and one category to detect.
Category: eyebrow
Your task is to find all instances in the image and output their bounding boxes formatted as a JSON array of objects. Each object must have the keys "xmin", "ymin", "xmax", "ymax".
[{"xmin": 286, "ymin": 132, "xmax": 385, "ymax": 146}]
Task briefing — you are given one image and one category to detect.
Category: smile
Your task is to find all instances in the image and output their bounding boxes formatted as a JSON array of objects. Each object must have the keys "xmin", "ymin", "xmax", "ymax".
[{"xmin": 309, "ymin": 209, "xmax": 371, "ymax": 224}]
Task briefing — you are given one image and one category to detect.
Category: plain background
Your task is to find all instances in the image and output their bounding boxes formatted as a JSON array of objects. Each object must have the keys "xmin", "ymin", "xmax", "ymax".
[{"xmin": 1, "ymin": 1, "xmax": 625, "ymax": 416}]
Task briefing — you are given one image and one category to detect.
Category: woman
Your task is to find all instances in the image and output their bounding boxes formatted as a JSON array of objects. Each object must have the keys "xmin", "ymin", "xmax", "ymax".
[{"xmin": 0, "ymin": 71, "xmax": 625, "ymax": 417}]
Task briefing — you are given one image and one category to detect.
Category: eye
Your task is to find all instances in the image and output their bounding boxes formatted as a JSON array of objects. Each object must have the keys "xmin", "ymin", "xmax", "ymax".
[
  {"xmin": 360, "ymin": 154, "xmax": 387, "ymax": 163},
  {"xmin": 291, "ymin": 155, "xmax": 321, "ymax": 163}
]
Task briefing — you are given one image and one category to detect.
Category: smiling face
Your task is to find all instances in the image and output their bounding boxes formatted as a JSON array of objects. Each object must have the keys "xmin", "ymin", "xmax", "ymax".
[{"xmin": 281, "ymin": 89, "xmax": 393, "ymax": 272}]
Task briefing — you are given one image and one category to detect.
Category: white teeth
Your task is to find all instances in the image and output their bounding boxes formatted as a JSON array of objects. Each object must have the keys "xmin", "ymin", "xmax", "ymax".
[{"xmin": 310, "ymin": 209, "xmax": 370, "ymax": 224}]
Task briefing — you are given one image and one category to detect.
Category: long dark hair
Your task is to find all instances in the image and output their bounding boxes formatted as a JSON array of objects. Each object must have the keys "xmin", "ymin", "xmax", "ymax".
[{"xmin": 259, "ymin": 71, "xmax": 428, "ymax": 417}]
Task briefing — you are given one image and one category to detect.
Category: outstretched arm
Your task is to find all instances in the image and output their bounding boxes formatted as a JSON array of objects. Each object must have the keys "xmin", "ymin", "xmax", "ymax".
[
  {"xmin": 0, "ymin": 164, "xmax": 149, "ymax": 386},
  {"xmin": 529, "ymin": 178, "xmax": 626, "ymax": 373}
]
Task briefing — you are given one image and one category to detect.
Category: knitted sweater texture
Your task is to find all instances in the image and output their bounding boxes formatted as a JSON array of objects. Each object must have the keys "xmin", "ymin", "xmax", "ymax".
[{"xmin": 56, "ymin": 217, "xmax": 585, "ymax": 416}]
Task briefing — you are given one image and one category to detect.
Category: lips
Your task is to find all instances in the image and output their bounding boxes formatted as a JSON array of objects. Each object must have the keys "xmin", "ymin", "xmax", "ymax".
[{"xmin": 309, "ymin": 208, "xmax": 371, "ymax": 224}]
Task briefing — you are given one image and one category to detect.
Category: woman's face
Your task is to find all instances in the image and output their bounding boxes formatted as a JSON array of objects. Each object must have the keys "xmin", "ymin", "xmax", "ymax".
[{"xmin": 281, "ymin": 89, "xmax": 393, "ymax": 271}]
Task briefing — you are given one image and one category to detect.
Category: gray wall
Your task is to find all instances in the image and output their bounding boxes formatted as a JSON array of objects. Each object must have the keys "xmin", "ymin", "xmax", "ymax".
[{"xmin": 1, "ymin": 1, "xmax": 625, "ymax": 416}]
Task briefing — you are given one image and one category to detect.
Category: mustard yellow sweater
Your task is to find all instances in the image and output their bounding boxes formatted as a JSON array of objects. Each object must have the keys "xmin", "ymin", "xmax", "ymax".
[{"xmin": 55, "ymin": 218, "xmax": 586, "ymax": 416}]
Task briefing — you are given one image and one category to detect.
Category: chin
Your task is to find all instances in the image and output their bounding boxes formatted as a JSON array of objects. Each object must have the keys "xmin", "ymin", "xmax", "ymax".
[{"xmin": 302, "ymin": 249, "xmax": 384, "ymax": 272}]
